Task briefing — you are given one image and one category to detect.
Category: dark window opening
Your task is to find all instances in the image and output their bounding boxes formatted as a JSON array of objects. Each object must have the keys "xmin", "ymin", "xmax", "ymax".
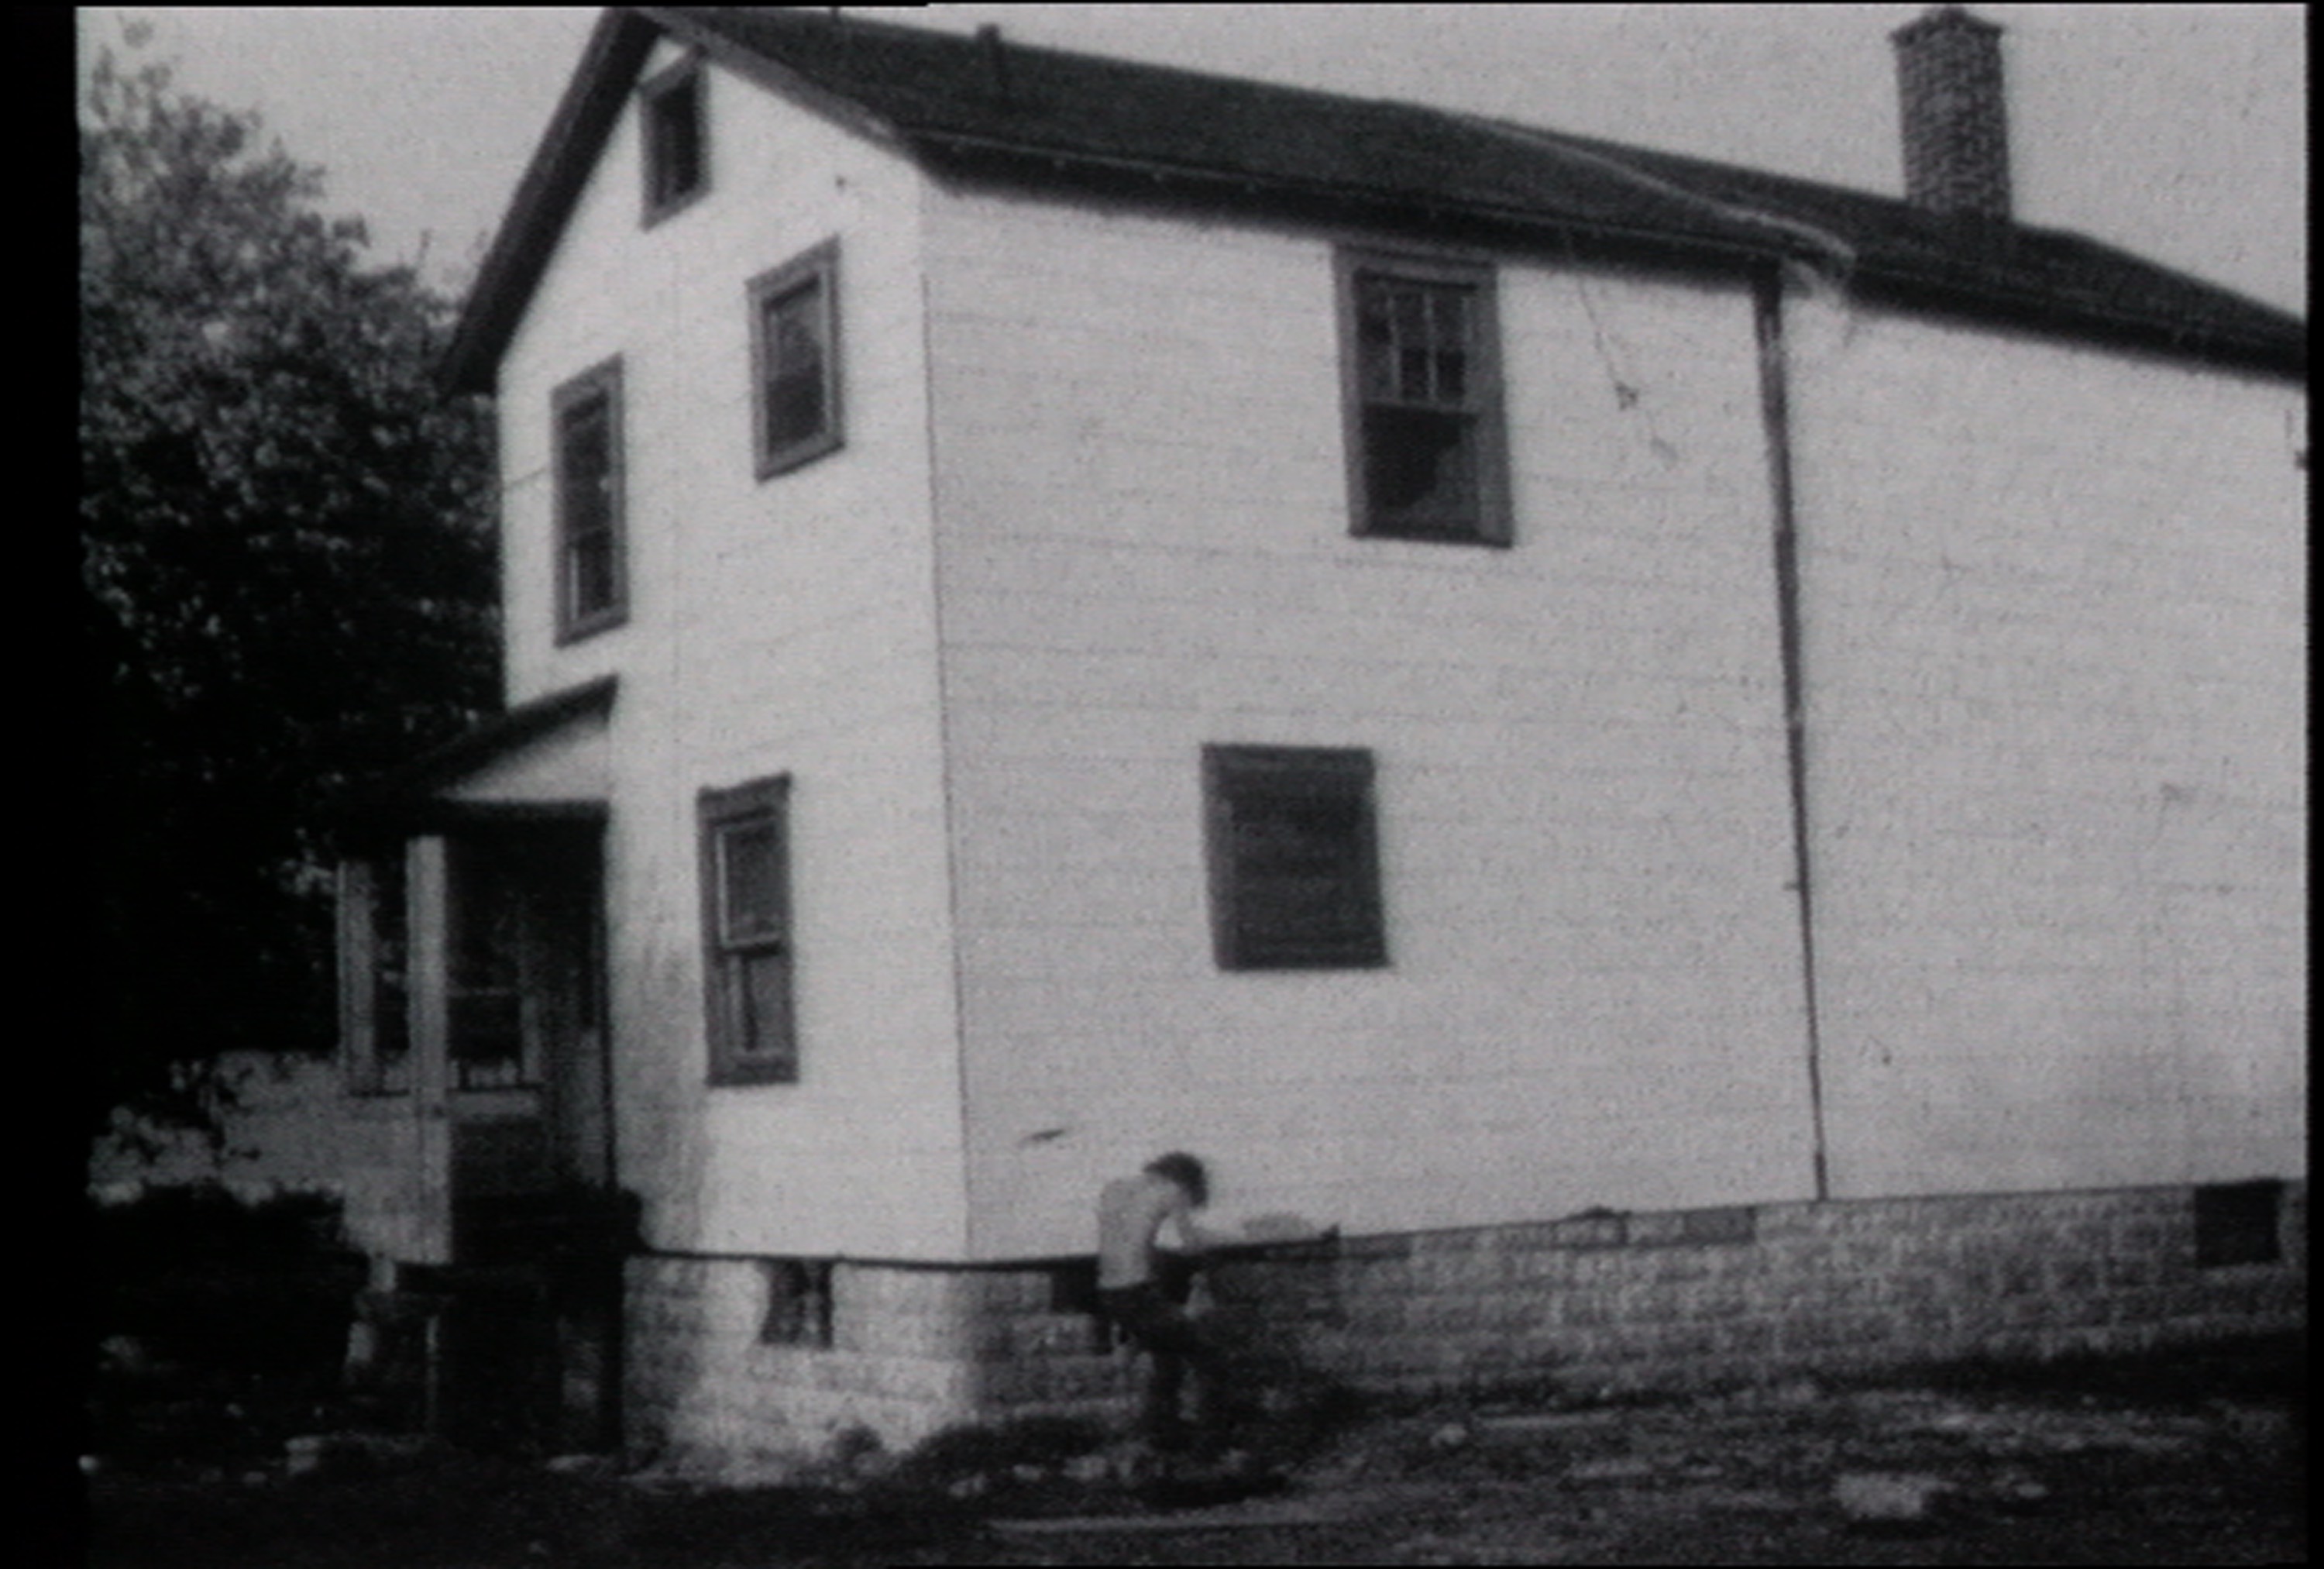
[
  {"xmin": 2194, "ymin": 1179, "xmax": 2284, "ymax": 1268},
  {"xmin": 759, "ymin": 1258, "xmax": 835, "ymax": 1347},
  {"xmin": 641, "ymin": 63, "xmax": 707, "ymax": 221},
  {"xmin": 1205, "ymin": 745, "xmax": 1386, "ymax": 970}
]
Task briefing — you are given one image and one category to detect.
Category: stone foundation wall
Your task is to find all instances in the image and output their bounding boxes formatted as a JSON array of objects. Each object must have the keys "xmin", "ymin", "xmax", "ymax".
[{"xmin": 621, "ymin": 1182, "xmax": 2305, "ymax": 1474}]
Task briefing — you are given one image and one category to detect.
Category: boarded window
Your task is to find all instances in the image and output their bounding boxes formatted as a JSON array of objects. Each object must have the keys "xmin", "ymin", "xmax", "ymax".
[
  {"xmin": 640, "ymin": 60, "xmax": 707, "ymax": 220},
  {"xmin": 552, "ymin": 360, "xmax": 625, "ymax": 641},
  {"xmin": 700, "ymin": 776, "xmax": 796, "ymax": 1085},
  {"xmin": 1205, "ymin": 745, "xmax": 1387, "ymax": 969},
  {"xmin": 749, "ymin": 242, "xmax": 843, "ymax": 477},
  {"xmin": 1338, "ymin": 251, "xmax": 1510, "ymax": 545}
]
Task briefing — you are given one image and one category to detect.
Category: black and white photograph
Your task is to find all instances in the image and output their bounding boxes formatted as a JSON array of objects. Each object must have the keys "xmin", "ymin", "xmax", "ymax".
[{"xmin": 82, "ymin": 6, "xmax": 2302, "ymax": 1564}]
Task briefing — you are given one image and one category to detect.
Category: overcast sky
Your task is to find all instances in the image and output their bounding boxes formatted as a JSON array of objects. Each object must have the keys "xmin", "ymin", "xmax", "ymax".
[{"xmin": 77, "ymin": 5, "xmax": 2305, "ymax": 315}]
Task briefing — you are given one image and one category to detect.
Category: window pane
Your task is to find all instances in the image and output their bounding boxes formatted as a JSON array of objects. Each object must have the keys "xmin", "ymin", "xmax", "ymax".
[
  {"xmin": 1363, "ymin": 404, "xmax": 1477, "ymax": 529},
  {"xmin": 649, "ymin": 77, "xmax": 702, "ymax": 207},
  {"xmin": 567, "ymin": 530, "xmax": 617, "ymax": 619},
  {"xmin": 763, "ymin": 284, "xmax": 827, "ymax": 451},
  {"xmin": 1359, "ymin": 274, "xmax": 1474, "ymax": 408},
  {"xmin": 561, "ymin": 401, "xmax": 612, "ymax": 519},
  {"xmin": 719, "ymin": 817, "xmax": 786, "ymax": 942},
  {"xmin": 558, "ymin": 386, "xmax": 620, "ymax": 621},
  {"xmin": 1435, "ymin": 349, "xmax": 1467, "ymax": 402},
  {"xmin": 725, "ymin": 949, "xmax": 793, "ymax": 1064}
]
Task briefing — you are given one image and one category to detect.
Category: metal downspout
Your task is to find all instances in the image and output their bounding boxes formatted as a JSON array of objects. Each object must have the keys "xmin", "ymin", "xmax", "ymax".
[{"xmin": 1754, "ymin": 267, "xmax": 1832, "ymax": 1202}]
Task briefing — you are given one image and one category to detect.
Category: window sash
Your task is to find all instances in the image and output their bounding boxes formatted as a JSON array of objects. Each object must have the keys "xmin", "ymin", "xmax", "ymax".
[
  {"xmin": 749, "ymin": 243, "xmax": 842, "ymax": 477},
  {"xmin": 1339, "ymin": 250, "xmax": 1509, "ymax": 545},
  {"xmin": 640, "ymin": 60, "xmax": 707, "ymax": 220},
  {"xmin": 700, "ymin": 777, "xmax": 796, "ymax": 1084},
  {"xmin": 552, "ymin": 361, "xmax": 625, "ymax": 638}
]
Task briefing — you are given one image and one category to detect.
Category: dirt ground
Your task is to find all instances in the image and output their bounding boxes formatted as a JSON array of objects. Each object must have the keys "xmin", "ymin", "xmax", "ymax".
[{"xmin": 82, "ymin": 1333, "xmax": 2302, "ymax": 1567}]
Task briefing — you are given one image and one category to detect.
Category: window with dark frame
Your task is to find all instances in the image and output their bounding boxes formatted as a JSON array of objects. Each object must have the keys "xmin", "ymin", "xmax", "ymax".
[
  {"xmin": 552, "ymin": 360, "xmax": 626, "ymax": 642},
  {"xmin": 700, "ymin": 776, "xmax": 797, "ymax": 1085},
  {"xmin": 1205, "ymin": 745, "xmax": 1387, "ymax": 970},
  {"xmin": 640, "ymin": 60, "xmax": 707, "ymax": 222},
  {"xmin": 749, "ymin": 242, "xmax": 843, "ymax": 477},
  {"xmin": 1337, "ymin": 249, "xmax": 1511, "ymax": 545}
]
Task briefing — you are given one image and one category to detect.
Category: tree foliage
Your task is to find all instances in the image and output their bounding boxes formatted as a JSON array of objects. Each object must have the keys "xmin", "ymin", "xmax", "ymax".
[{"xmin": 81, "ymin": 43, "xmax": 498, "ymax": 1133}]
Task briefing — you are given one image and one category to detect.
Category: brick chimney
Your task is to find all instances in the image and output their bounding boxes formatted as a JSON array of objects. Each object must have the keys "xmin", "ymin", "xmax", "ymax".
[{"xmin": 1891, "ymin": 5, "xmax": 2012, "ymax": 220}]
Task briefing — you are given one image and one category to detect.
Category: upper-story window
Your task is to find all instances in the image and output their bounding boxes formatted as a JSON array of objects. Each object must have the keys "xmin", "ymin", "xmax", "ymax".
[
  {"xmin": 640, "ymin": 59, "xmax": 708, "ymax": 223},
  {"xmin": 749, "ymin": 240, "xmax": 844, "ymax": 477},
  {"xmin": 1336, "ymin": 249, "xmax": 1511, "ymax": 545},
  {"xmin": 552, "ymin": 359, "xmax": 626, "ymax": 642}
]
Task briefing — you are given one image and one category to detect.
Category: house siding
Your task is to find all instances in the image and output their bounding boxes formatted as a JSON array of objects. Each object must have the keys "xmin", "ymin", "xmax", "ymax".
[
  {"xmin": 1781, "ymin": 297, "xmax": 2307, "ymax": 1198},
  {"xmin": 923, "ymin": 188, "xmax": 1820, "ymax": 1260},
  {"xmin": 495, "ymin": 41, "xmax": 968, "ymax": 1261},
  {"xmin": 342, "ymin": 15, "xmax": 2305, "ymax": 1474}
]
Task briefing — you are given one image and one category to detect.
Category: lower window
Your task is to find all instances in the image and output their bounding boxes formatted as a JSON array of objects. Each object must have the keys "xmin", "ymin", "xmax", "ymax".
[{"xmin": 700, "ymin": 776, "xmax": 796, "ymax": 1085}]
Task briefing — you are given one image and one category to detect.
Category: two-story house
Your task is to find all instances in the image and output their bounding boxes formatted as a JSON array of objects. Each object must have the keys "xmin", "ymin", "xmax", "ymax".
[{"xmin": 332, "ymin": 6, "xmax": 2304, "ymax": 1472}]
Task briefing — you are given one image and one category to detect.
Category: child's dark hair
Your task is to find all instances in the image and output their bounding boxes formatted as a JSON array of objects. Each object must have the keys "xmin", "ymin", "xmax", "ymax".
[{"xmin": 1145, "ymin": 1151, "xmax": 1209, "ymax": 1206}]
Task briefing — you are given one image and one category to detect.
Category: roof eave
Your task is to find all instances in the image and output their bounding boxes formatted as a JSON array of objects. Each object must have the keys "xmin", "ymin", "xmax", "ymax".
[
  {"xmin": 1848, "ymin": 263, "xmax": 2307, "ymax": 379},
  {"xmin": 442, "ymin": 9, "xmax": 660, "ymax": 395},
  {"xmin": 905, "ymin": 131, "xmax": 2305, "ymax": 374},
  {"xmin": 904, "ymin": 128, "xmax": 1802, "ymax": 276}
]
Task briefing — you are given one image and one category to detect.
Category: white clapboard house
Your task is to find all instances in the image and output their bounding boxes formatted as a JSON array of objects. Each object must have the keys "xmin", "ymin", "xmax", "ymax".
[{"xmin": 332, "ymin": 6, "xmax": 2305, "ymax": 1469}]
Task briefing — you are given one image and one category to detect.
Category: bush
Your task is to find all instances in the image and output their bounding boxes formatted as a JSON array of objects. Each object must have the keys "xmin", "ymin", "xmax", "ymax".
[
  {"xmin": 89, "ymin": 1185, "xmax": 363, "ymax": 1373},
  {"xmin": 87, "ymin": 1185, "xmax": 369, "ymax": 1468}
]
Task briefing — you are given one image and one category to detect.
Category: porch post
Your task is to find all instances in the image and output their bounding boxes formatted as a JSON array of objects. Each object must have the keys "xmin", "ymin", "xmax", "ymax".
[{"xmin": 406, "ymin": 834, "xmax": 456, "ymax": 1265}]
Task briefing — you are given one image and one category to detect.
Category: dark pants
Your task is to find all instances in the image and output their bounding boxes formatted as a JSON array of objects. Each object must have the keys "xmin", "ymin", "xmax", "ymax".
[{"xmin": 1098, "ymin": 1282, "xmax": 1222, "ymax": 1447}]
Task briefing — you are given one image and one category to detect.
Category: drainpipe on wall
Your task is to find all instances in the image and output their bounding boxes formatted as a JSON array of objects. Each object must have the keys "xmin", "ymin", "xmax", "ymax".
[{"xmin": 1753, "ymin": 267, "xmax": 1831, "ymax": 1203}]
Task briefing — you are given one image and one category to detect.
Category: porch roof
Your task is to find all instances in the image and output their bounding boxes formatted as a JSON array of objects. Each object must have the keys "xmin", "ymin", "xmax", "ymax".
[{"xmin": 339, "ymin": 676, "xmax": 617, "ymax": 838}]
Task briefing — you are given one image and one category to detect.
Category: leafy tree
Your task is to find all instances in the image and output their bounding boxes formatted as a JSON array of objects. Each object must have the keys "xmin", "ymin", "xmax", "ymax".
[{"xmin": 81, "ymin": 40, "xmax": 498, "ymax": 1137}]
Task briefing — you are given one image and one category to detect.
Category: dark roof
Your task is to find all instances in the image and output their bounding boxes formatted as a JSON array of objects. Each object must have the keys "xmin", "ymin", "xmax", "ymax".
[{"xmin": 445, "ymin": 6, "xmax": 2304, "ymax": 391}]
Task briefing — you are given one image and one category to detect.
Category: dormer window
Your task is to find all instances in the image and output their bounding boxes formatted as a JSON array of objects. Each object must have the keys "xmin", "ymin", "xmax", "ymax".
[{"xmin": 641, "ymin": 60, "xmax": 707, "ymax": 222}]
